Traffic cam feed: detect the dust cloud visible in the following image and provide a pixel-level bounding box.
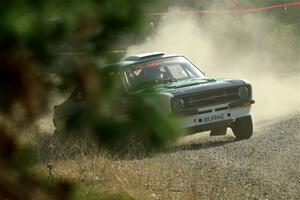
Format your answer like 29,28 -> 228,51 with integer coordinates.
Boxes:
127,9 -> 300,122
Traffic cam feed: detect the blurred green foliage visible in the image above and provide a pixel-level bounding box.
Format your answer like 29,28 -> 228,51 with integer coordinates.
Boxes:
0,0 -> 180,199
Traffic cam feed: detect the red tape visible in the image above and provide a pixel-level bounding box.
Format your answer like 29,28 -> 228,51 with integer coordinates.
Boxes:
148,2 -> 300,16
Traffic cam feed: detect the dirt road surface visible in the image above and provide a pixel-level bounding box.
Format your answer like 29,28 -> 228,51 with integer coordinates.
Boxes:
49,115 -> 300,200
94,115 -> 300,200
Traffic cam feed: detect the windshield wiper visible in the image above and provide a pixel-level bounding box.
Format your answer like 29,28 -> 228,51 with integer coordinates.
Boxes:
162,78 -> 177,83
132,79 -> 177,89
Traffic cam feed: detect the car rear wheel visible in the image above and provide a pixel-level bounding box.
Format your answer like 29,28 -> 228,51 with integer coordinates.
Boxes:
231,115 -> 253,139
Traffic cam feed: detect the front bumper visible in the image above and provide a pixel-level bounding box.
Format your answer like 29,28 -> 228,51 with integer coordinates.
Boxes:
178,99 -> 255,133
187,119 -> 234,134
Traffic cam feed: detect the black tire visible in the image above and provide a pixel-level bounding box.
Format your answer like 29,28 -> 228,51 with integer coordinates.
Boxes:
231,115 -> 253,139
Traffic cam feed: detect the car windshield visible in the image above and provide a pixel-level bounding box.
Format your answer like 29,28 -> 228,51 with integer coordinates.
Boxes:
124,56 -> 205,88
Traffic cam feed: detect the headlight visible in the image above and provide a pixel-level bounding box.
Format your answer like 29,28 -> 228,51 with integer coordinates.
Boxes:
238,87 -> 249,98
173,98 -> 185,111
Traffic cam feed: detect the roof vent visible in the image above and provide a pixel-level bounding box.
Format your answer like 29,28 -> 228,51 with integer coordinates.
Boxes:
124,52 -> 164,61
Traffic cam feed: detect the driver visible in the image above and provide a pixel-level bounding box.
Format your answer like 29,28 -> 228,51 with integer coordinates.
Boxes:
145,66 -> 164,83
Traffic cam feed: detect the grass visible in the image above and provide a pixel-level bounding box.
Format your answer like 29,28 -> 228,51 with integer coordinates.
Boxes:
25,126 -> 260,200
29,135 -> 210,200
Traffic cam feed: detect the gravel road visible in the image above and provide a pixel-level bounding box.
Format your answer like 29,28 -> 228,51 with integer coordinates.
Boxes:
50,115 -> 300,200
105,115 -> 300,200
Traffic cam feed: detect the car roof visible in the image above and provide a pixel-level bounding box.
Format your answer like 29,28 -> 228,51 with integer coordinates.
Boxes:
119,52 -> 182,66
124,52 -> 165,61
102,52 -> 183,69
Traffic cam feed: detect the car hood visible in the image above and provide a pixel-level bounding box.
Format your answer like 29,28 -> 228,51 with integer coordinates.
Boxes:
162,78 -> 246,96
129,78 -> 247,96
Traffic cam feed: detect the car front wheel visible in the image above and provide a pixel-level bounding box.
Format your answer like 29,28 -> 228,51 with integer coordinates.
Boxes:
231,115 -> 253,139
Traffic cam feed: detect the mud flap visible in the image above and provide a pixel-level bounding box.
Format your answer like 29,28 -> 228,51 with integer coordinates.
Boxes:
210,127 -> 227,136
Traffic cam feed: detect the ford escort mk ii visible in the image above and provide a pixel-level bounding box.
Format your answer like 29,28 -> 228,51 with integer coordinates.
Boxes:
53,52 -> 255,139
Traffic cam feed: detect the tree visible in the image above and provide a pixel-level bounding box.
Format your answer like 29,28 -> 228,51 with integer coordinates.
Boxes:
0,1 -> 181,199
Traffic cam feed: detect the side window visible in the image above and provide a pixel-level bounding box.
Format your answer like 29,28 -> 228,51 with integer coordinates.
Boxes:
167,64 -> 189,79
126,66 -> 142,80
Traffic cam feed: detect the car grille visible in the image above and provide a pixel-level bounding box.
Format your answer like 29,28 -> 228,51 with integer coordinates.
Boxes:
175,87 -> 241,110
